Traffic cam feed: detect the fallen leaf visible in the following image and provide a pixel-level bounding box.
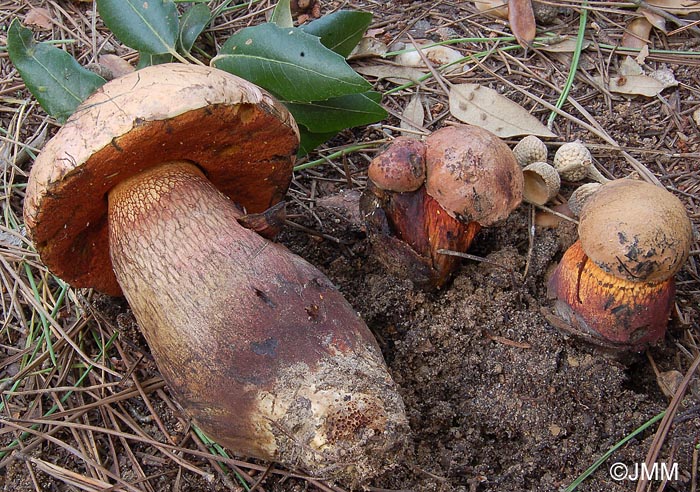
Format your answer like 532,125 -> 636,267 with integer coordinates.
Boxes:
395,44 -> 463,70
537,37 -> 591,53
509,0 -> 537,46
473,0 -> 509,19
98,54 -> 135,79
622,17 -> 652,50
620,56 -> 643,76
316,190 -> 363,227
400,94 -> 425,136
635,45 -> 650,65
640,8 -> 667,32
24,7 -> 53,30
645,0 -> 700,14
657,370 -> 683,398
594,74 -> 667,97
356,64 -> 427,85
693,107 -> 700,126
448,84 -> 556,138
649,68 -> 678,88
348,37 -> 387,59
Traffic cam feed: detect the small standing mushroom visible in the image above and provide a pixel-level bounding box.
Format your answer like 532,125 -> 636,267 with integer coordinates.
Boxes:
547,179 -> 693,350
362,125 -> 523,289
25,64 -> 408,483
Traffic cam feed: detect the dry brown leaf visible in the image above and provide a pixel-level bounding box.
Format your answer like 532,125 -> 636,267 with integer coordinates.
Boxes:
635,45 -> 650,65
622,17 -> 652,50
448,84 -> 556,138
400,94 -> 425,137
620,56 -> 644,76
348,37 -> 388,59
395,44 -> 464,70
538,37 -> 591,53
509,0 -> 537,46
24,7 -> 53,30
657,370 -> 683,399
473,0 -> 509,19
640,8 -> 667,32
356,64 -> 427,85
98,54 -> 135,79
594,74 -> 667,97
645,0 -> 700,14
693,107 -> 700,126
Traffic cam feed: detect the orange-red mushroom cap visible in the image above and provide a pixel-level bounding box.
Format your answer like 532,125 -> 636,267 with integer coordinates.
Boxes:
424,125 -> 523,225
24,64 -> 299,296
367,137 -> 426,193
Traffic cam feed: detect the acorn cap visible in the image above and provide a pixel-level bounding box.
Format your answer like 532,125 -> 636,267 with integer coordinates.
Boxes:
424,125 -> 523,225
522,161 -> 560,205
578,179 -> 693,283
24,64 -> 300,295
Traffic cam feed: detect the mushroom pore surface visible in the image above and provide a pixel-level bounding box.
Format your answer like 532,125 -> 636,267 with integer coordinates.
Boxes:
578,179 -> 693,283
107,162 -> 408,480
24,64 -> 298,295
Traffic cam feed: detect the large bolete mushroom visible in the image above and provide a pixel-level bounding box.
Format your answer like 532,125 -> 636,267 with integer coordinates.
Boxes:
24,64 -> 408,482
547,179 -> 693,351
361,125 -> 523,289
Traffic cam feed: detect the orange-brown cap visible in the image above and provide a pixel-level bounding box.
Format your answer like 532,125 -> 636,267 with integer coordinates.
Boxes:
578,179 -> 693,283
424,125 -> 523,225
24,64 -> 299,295
367,137 -> 426,193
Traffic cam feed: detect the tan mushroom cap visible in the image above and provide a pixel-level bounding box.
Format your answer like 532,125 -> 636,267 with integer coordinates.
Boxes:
24,63 -> 300,296
579,179 -> 693,283
424,125 -> 523,225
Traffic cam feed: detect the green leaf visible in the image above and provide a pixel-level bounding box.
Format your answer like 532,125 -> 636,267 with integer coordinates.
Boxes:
136,52 -> 174,68
301,10 -> 372,58
270,0 -> 293,28
212,23 -> 371,102
178,3 -> 211,54
97,0 -> 179,55
298,127 -> 338,156
285,92 -> 386,133
6,19 -> 106,123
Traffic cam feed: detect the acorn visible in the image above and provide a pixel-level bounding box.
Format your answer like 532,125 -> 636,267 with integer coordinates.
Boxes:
522,161 -> 561,205
513,135 -> 548,167
553,141 -> 609,183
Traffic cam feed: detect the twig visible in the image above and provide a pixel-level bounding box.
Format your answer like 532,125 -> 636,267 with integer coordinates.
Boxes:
636,353 -> 700,492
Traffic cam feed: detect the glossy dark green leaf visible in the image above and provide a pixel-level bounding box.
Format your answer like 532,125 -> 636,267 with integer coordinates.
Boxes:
136,52 -> 174,68
298,127 -> 338,156
270,0 -> 293,28
6,19 -> 105,123
178,3 -> 211,54
301,10 -> 372,57
285,92 -> 385,133
212,23 -> 371,102
97,0 -> 179,54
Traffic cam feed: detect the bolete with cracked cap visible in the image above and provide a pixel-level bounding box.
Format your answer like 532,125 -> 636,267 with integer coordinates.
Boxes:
547,179 -> 693,351
24,63 -> 408,483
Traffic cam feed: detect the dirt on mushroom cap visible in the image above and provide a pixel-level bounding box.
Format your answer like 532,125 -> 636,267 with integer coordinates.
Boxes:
24,64 -> 299,296
424,125 -> 523,225
578,179 -> 693,283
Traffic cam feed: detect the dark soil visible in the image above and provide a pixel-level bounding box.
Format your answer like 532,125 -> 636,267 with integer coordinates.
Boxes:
1,1 -> 699,492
